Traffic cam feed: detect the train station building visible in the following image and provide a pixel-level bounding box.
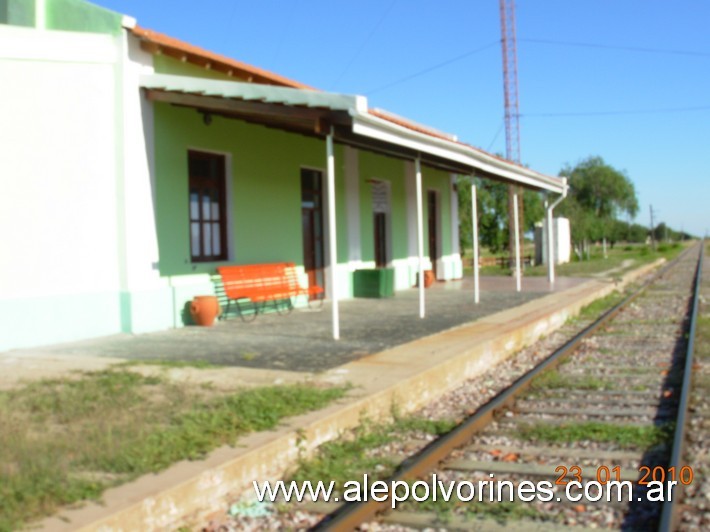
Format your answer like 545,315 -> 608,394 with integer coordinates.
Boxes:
0,0 -> 566,351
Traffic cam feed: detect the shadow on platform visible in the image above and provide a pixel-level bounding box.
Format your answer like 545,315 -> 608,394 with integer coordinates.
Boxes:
14,276 -> 587,373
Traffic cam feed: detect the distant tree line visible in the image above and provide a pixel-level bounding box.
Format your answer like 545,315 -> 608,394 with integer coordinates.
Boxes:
457,155 -> 692,259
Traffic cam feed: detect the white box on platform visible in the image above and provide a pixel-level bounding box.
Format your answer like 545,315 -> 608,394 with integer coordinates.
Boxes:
535,217 -> 571,265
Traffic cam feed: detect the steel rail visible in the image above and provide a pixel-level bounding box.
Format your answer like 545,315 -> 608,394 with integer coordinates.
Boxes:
312,243 -> 701,531
658,240 -> 704,532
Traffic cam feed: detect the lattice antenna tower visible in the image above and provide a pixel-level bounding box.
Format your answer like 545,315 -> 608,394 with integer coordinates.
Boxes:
499,0 -> 524,260
499,0 -> 521,164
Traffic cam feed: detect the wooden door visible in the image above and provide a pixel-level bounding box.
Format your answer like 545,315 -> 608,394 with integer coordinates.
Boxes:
374,212 -> 387,268
301,169 -> 325,298
427,190 -> 439,278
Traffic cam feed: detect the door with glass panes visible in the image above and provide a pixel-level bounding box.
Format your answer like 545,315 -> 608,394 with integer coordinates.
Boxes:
301,169 -> 325,298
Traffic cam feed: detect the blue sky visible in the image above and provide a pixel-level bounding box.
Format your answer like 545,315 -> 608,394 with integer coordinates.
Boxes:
101,0 -> 709,236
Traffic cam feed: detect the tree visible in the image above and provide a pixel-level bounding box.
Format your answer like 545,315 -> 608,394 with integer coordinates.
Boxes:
457,176 -> 545,255
558,156 -> 639,256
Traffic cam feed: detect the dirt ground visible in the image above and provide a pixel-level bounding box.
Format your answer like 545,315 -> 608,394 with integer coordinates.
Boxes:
0,352 -> 314,391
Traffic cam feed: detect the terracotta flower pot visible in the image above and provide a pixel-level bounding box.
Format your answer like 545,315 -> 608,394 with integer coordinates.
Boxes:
190,295 -> 221,326
416,270 -> 436,288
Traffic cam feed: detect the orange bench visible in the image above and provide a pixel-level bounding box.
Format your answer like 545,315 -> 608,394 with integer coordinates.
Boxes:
217,263 -> 324,321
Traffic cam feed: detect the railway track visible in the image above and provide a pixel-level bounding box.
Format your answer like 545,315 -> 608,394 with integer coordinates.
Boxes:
299,243 -> 704,531
671,241 -> 710,531
209,244 -> 704,531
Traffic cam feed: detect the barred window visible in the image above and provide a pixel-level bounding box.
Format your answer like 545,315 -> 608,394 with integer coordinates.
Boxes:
188,151 -> 227,262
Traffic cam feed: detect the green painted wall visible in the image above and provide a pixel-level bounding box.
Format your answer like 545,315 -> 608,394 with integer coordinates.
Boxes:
358,151 -> 408,262
0,0 -> 34,26
46,0 -> 122,34
154,103 -> 348,277
153,56 -> 237,82
0,0 -> 122,33
355,151 -> 452,263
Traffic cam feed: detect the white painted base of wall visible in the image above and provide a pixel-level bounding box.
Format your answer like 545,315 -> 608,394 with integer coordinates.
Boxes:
120,283 -> 173,334
0,291 -> 122,352
0,251 -> 465,352
438,253 -> 463,281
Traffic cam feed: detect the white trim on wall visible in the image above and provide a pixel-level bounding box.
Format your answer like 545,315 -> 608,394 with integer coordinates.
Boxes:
344,146 -> 362,266
449,174 -> 460,257
404,160 -> 417,259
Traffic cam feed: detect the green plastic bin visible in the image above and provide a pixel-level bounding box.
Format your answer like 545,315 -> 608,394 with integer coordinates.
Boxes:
353,268 -> 395,298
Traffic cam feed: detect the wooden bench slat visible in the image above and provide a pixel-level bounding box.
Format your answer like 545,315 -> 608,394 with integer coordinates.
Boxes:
217,262 -> 323,320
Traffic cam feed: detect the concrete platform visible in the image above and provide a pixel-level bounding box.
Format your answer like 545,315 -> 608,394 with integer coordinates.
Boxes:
3,276 -> 584,378
33,264 -> 662,531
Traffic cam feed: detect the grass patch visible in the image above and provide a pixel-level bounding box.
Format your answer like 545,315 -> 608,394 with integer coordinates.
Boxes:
464,242 -> 686,278
400,492 -> 545,525
530,369 -> 612,391
0,370 -> 348,531
465,499 -> 545,522
578,290 -> 625,320
517,421 -> 674,449
291,414 -> 456,490
291,421 -> 399,489
530,369 -> 567,390
117,358 -> 221,369
696,315 -> 710,361
391,416 -> 458,435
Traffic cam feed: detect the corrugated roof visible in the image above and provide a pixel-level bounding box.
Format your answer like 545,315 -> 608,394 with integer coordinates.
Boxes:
130,25 -> 563,191
141,73 -> 362,111
368,108 -> 457,142
140,73 -> 567,194
353,112 -> 566,192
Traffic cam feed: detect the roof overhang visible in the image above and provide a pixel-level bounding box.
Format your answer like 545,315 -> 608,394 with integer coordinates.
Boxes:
141,73 -> 567,194
132,26 -> 313,89
351,112 -> 566,193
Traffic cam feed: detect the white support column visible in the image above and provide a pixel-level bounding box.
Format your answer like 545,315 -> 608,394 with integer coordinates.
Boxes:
546,204 -> 555,284
471,182 -> 480,304
415,157 -> 425,318
35,0 -> 46,29
513,191 -> 522,292
326,130 -> 340,340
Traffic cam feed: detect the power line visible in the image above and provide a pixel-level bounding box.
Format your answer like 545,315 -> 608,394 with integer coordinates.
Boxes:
486,120 -> 504,152
520,38 -> 710,58
271,0 -> 301,64
365,41 -> 499,95
331,0 -> 398,90
522,104 -> 710,118
361,36 -> 710,97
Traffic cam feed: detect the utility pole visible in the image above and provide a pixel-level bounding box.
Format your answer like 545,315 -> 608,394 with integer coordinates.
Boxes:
499,0 -> 524,266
